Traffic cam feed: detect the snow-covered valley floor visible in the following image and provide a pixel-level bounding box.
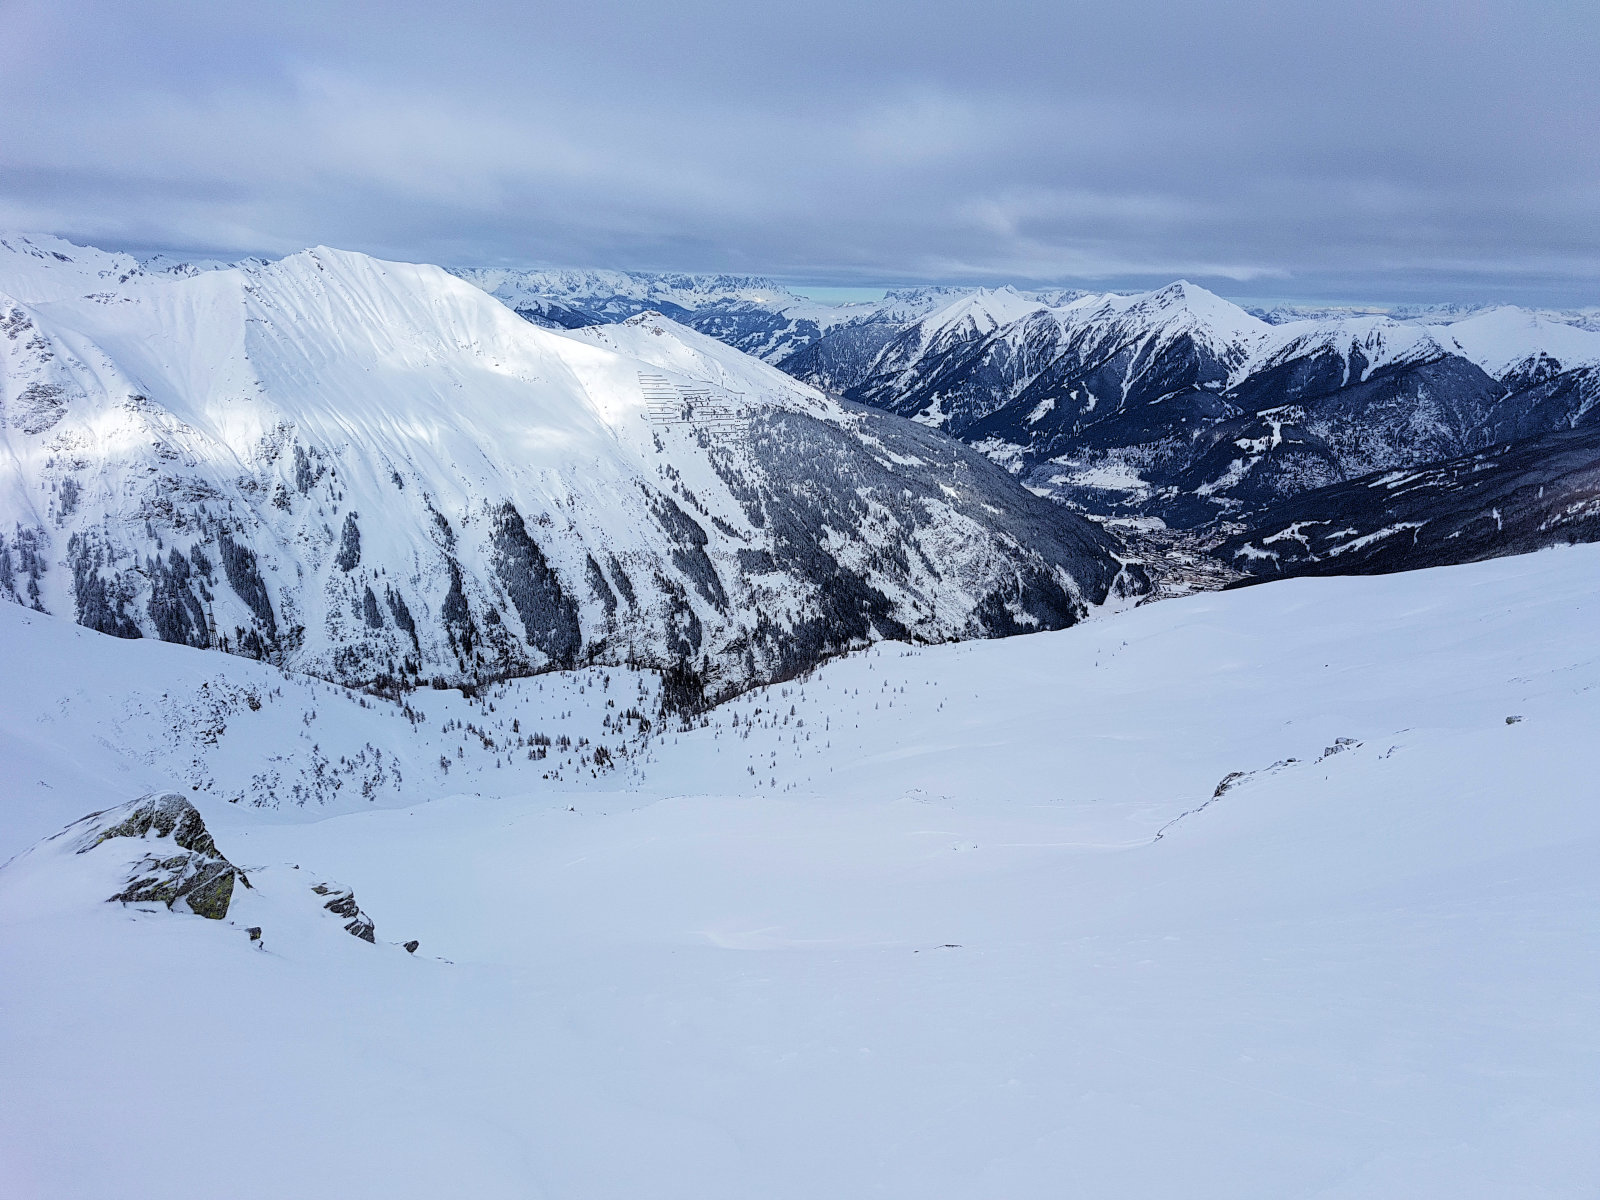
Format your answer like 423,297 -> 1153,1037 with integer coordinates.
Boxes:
3,547 -> 1598,1198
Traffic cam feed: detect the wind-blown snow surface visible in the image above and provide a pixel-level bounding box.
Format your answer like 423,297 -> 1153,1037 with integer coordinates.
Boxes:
3,546 -> 1597,1198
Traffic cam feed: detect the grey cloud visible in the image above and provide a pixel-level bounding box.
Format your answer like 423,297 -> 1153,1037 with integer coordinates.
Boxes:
3,0 -> 1597,304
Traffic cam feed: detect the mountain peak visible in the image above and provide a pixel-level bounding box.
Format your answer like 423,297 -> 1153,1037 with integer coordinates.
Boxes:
1,235 -> 1128,700
1088,279 -> 1269,355
920,286 -> 1049,335
0,231 -> 148,304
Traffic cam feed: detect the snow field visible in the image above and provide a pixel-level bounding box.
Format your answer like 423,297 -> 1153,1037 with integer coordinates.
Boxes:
0,601 -> 667,858
1,546 -> 1598,1196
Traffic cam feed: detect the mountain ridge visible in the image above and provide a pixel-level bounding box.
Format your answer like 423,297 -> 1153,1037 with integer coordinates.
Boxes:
13,230 -> 1599,588
0,238 -> 1133,703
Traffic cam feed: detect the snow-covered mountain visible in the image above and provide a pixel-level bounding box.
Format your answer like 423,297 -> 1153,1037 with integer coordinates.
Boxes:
848,281 -> 1262,435
451,267 -> 1091,379
0,236 -> 1132,701
0,232 -> 154,302
450,265 -> 872,360
441,260 -> 1600,580
19,232 -> 1594,596
0,233 -> 267,302
759,281 -> 1600,532
1252,299 -> 1600,332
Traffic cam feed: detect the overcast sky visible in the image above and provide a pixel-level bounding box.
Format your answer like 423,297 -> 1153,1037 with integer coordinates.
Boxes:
3,0 -> 1597,304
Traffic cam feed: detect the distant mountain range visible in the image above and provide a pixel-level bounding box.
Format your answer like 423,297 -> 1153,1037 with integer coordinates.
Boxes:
453,264 -> 1600,582
9,234 -> 1596,622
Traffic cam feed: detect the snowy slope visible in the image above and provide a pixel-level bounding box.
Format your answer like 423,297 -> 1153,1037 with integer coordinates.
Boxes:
913,285 -> 1055,335
0,599 -> 674,852
0,233 -> 258,303
0,238 -> 1128,699
0,233 -> 152,303
1244,314 -> 1450,383
1,544 -> 1597,1197
1434,305 -> 1600,377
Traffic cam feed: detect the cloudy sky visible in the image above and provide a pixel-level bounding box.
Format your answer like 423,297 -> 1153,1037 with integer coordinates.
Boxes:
4,0 -> 1597,304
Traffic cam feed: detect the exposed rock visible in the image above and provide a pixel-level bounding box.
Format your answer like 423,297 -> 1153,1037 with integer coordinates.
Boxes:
1,794 -> 402,949
11,381 -> 70,435
68,793 -> 239,919
310,881 -> 377,942
1212,771 -> 1248,799
1317,737 -> 1361,761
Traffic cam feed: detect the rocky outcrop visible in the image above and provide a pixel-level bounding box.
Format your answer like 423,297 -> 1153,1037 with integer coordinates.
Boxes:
1,790 -> 409,948
67,793 -> 240,919
310,881 -> 377,943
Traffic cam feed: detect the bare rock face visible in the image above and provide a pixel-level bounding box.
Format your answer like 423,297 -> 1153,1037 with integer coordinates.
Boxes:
5,793 -> 408,951
68,793 -> 239,919
310,881 -> 376,942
